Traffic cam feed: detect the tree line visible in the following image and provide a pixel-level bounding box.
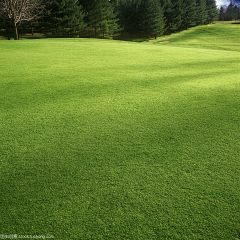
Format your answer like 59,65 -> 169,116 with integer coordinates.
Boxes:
219,1 -> 240,21
0,0 -> 219,40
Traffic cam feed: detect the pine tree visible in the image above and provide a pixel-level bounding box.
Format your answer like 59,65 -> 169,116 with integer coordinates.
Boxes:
168,0 -> 184,31
206,0 -> 218,23
233,5 -> 239,22
219,6 -> 225,21
45,0 -> 87,37
117,0 -> 147,37
87,0 -> 121,38
195,0 -> 207,25
225,2 -> 235,20
181,0 -> 197,29
107,2 -> 123,38
139,0 -> 165,38
160,0 -> 174,33
63,0 -> 87,37
99,1 -> 121,39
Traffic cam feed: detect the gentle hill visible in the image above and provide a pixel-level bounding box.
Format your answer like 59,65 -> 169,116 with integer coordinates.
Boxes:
151,22 -> 240,52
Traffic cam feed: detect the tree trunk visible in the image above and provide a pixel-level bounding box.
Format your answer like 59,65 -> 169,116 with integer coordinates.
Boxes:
13,22 -> 19,40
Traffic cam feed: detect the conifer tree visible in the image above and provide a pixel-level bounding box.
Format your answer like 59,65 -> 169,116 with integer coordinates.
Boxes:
139,0 -> 165,38
219,5 -> 225,20
87,0 -> 121,38
206,0 -> 218,23
225,2 -> 235,20
196,0 -> 207,25
170,0 -> 184,31
99,0 -> 121,38
160,0 -> 174,32
45,0 -> 86,37
233,5 -> 239,21
122,0 -> 142,33
181,0 -> 197,29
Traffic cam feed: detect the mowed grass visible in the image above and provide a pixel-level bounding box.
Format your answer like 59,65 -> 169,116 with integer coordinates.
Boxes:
153,21 -> 240,52
0,23 -> 240,239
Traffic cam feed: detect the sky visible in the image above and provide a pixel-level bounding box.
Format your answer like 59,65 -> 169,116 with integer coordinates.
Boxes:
216,0 -> 228,6
216,0 -> 240,6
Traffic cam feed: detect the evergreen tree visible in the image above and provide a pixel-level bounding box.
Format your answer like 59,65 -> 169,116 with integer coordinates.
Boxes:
114,0 -> 141,35
169,0 -> 185,31
160,0 -> 175,32
206,0 -> 218,23
196,0 -> 207,25
233,5 -> 239,21
225,2 -> 235,20
99,0 -> 122,38
87,0 -> 121,38
44,0 -> 87,37
139,0 -> 165,38
115,0 -> 128,34
127,0 -> 142,33
181,0 -> 197,29
219,5 -> 225,20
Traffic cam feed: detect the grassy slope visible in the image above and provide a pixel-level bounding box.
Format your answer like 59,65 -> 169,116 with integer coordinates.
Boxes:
0,23 -> 240,239
152,21 -> 240,52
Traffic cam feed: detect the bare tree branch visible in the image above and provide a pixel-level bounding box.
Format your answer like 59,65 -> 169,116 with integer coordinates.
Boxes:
0,0 -> 45,39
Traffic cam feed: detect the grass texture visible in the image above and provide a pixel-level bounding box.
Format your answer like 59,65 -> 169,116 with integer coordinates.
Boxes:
0,22 -> 240,239
153,21 -> 240,52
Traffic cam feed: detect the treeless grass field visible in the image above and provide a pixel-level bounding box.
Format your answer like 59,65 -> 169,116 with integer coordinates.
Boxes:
0,22 -> 240,239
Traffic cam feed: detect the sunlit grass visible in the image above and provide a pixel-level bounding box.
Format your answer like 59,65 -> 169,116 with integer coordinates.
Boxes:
0,23 -> 240,239
153,21 -> 240,52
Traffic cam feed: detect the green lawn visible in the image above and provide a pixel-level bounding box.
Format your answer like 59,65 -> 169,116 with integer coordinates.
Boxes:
0,22 -> 240,239
151,21 -> 240,52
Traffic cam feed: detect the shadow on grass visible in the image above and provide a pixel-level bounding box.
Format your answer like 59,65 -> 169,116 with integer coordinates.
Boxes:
20,35 -> 45,39
131,38 -> 149,42
114,37 -> 150,42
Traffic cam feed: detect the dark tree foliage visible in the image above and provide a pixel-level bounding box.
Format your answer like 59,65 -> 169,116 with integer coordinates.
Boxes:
116,0 -> 142,34
181,0 -> 197,29
85,0 -> 121,38
43,0 -> 86,37
139,0 -> 165,38
206,0 -> 219,23
196,0 -> 207,25
225,2 -> 240,20
169,0 -> 184,31
78,0 -> 121,38
160,0 -> 174,32
225,2 -> 235,20
219,5 -> 225,20
0,0 -> 220,39
0,15 -> 13,39
233,4 -> 239,21
116,0 -> 164,38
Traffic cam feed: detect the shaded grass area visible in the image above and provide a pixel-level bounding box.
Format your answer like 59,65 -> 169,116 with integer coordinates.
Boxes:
153,21 -> 240,52
1,24 -> 240,239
